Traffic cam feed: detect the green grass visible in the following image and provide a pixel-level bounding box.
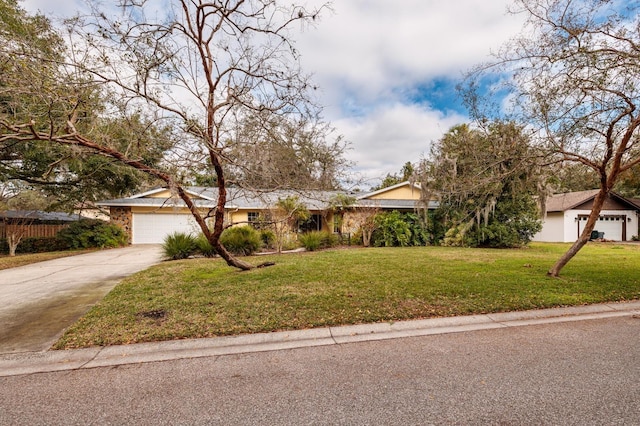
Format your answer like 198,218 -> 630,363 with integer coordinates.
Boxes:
53,242 -> 640,349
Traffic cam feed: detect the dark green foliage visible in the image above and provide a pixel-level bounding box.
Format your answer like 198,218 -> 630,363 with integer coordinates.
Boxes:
220,226 -> 262,256
299,231 -> 339,251
56,219 -> 127,249
463,193 -> 542,248
371,211 -> 429,247
162,232 -> 197,260
419,122 -> 543,248
259,229 -> 276,250
0,237 -> 69,254
195,234 -> 216,257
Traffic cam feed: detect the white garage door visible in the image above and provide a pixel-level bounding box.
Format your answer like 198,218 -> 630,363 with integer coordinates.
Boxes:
593,216 -> 623,241
132,213 -> 200,244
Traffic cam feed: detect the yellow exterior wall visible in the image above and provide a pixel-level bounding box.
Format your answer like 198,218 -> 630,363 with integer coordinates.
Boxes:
147,190 -> 174,198
365,185 -> 421,200
130,205 -> 334,232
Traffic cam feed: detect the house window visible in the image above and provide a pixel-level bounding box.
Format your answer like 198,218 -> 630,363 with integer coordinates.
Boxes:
299,214 -> 322,233
333,214 -> 341,233
247,212 -> 259,227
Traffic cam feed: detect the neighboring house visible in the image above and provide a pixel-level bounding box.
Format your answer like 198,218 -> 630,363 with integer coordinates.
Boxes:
0,210 -> 82,240
97,181 -> 434,244
533,190 -> 640,242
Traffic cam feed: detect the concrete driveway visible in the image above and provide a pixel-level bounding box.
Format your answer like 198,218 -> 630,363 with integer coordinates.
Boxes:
0,245 -> 163,354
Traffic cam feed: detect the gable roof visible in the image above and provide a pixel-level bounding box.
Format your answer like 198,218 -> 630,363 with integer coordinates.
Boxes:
545,190 -> 640,212
357,181 -> 421,200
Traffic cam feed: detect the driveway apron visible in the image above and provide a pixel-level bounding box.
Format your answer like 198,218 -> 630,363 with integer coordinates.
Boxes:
0,245 -> 163,354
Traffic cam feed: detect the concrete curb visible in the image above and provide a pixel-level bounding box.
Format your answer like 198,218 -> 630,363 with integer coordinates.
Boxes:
1,300 -> 639,377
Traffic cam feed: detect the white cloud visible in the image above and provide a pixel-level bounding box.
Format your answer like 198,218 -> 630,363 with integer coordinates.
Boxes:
21,0 -> 87,17
298,0 -> 523,107
337,103 -> 465,185
296,0 -> 524,185
21,0 -> 524,186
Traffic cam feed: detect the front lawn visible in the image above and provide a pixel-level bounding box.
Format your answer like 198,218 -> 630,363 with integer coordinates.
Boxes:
53,242 -> 640,349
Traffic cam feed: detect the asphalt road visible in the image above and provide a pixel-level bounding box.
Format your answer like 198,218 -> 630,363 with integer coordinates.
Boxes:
1,315 -> 638,425
0,246 -> 163,353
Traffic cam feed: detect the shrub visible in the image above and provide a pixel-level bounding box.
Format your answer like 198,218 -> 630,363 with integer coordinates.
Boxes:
0,237 -> 70,254
163,232 -> 197,260
195,234 -> 216,257
57,219 -> 128,249
220,226 -> 262,256
372,211 -> 428,247
259,229 -> 276,250
299,231 -> 339,251
299,231 -> 322,251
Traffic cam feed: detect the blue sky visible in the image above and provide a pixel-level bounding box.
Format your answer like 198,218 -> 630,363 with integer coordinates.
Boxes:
23,0 -> 524,187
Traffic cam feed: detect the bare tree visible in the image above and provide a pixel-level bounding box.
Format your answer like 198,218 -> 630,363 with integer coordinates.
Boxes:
0,0 -> 330,270
344,205 -> 380,247
465,0 -> 640,276
0,190 -> 48,256
271,196 -> 310,253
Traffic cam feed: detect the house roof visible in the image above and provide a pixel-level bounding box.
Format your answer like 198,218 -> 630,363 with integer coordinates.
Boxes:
355,199 -> 438,209
545,190 -> 640,212
0,210 -> 82,222
98,187 -> 347,211
97,182 -> 436,211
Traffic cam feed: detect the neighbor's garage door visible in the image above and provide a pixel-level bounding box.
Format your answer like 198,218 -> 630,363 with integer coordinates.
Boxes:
132,213 -> 199,244
578,215 -> 624,241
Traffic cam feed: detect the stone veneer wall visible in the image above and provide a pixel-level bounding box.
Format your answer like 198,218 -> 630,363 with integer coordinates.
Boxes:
110,207 -> 132,243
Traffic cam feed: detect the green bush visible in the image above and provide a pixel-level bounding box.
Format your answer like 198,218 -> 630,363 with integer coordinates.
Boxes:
195,234 -> 217,257
259,229 -> 276,249
57,219 -> 128,249
299,231 -> 339,251
0,237 -> 70,254
372,211 -> 428,247
163,232 -> 197,260
299,231 -> 323,251
220,226 -> 262,256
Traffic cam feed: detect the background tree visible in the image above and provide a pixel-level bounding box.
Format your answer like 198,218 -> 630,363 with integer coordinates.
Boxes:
0,189 -> 48,256
465,0 -> 640,275
0,0 -> 166,210
226,114 -> 349,191
0,0 -> 332,270
418,122 -> 543,248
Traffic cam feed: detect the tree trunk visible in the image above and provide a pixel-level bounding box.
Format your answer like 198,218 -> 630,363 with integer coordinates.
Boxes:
213,240 -> 255,270
547,188 -> 609,277
7,233 -> 21,257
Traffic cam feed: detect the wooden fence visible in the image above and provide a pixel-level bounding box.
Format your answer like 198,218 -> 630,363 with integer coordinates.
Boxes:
0,223 -> 69,239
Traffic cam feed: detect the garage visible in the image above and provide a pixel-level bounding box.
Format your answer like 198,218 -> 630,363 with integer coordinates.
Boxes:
578,215 -> 626,241
132,213 -> 200,244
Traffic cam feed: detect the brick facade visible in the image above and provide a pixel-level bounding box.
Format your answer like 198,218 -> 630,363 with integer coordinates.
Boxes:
110,207 -> 132,243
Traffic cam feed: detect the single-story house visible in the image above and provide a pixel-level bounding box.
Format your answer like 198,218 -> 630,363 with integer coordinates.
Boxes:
98,181 -> 432,244
533,190 -> 640,242
0,210 -> 82,239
